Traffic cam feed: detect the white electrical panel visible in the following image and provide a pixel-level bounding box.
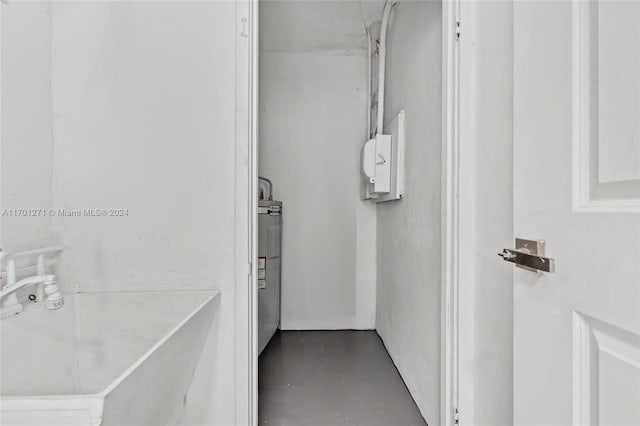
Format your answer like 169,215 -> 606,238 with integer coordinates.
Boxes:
374,134 -> 392,194
361,137 -> 377,199
360,110 -> 405,202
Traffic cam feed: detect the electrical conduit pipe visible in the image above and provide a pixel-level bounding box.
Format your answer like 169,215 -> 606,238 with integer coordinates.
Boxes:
376,0 -> 397,135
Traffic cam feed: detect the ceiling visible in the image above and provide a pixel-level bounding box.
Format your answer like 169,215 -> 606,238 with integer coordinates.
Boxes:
260,0 -> 386,53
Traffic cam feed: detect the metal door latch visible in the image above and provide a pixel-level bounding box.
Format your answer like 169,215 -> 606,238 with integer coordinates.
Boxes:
498,238 -> 555,273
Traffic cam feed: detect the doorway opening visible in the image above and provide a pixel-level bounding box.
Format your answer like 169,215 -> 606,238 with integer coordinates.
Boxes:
255,1 -> 445,424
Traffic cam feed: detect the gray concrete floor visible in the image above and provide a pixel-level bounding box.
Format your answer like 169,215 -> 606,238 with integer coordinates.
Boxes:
258,330 -> 428,426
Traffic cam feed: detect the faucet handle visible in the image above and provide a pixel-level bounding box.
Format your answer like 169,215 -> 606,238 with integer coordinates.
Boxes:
42,274 -> 56,285
43,280 -> 64,310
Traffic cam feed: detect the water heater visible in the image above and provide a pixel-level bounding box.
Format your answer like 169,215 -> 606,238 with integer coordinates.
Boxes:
258,197 -> 282,355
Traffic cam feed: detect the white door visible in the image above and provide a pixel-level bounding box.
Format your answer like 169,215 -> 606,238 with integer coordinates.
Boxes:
512,1 -> 640,425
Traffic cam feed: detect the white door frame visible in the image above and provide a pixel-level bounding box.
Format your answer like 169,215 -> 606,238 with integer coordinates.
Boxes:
236,0 -> 259,424
443,1 -> 517,424
244,0 -> 463,424
440,0 -> 460,425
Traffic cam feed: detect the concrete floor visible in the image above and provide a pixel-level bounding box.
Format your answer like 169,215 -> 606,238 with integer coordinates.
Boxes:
258,330 -> 427,426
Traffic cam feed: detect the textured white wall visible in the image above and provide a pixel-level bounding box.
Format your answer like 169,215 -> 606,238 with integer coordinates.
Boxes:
0,1 -> 55,253
375,1 -> 442,423
259,51 -> 376,330
260,0 -> 374,52
48,2 -> 240,424
50,2 -> 235,294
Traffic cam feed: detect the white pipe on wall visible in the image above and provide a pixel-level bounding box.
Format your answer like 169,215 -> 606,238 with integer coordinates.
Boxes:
366,25 -> 372,139
3,245 -> 63,261
258,176 -> 273,200
5,259 -> 18,306
376,0 -> 397,135
36,255 -> 46,302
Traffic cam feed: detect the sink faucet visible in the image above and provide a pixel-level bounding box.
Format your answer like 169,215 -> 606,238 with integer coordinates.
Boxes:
0,247 -> 65,318
0,274 -> 64,311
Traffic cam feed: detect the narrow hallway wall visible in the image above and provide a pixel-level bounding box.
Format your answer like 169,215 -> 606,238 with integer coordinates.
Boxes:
375,1 -> 442,423
259,50 -> 376,329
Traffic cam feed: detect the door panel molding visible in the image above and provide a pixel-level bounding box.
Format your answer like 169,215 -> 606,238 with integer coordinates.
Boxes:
572,0 -> 640,213
572,312 -> 640,425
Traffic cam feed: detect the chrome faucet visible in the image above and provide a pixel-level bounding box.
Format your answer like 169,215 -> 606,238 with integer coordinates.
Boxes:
0,247 -> 65,318
0,274 -> 64,311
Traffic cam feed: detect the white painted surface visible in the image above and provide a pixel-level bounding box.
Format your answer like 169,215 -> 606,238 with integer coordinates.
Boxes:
50,1 -> 236,293
439,1 -> 459,424
372,110 -> 405,202
229,2 -> 258,422
513,1 -> 640,424
457,1 -> 514,424
375,1 -> 442,423
259,50 -> 376,330
596,1 -> 640,184
0,1 -> 55,253
1,1 -> 255,423
0,291 -> 218,426
44,2 -> 245,424
571,0 -> 640,212
260,0 -> 384,53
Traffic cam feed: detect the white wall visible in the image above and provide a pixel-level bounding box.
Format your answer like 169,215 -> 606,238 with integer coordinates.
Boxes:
47,2 -> 243,424
259,0 -> 379,52
0,1 -> 55,253
259,50 -> 376,330
458,2 -> 514,424
375,1 -> 442,423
